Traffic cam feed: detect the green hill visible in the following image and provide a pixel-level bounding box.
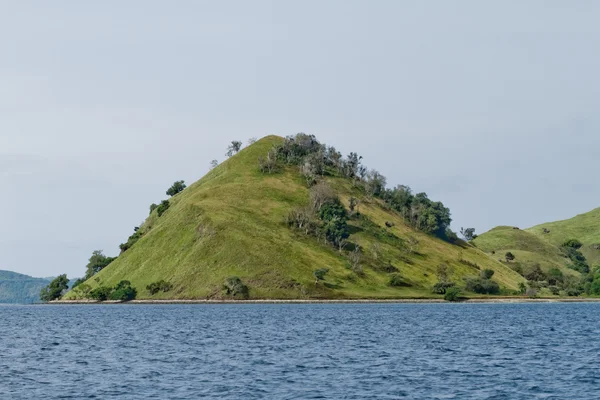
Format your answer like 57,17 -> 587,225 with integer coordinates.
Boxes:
66,135 -> 524,300
473,209 -> 600,295
0,270 -> 51,304
527,208 -> 600,267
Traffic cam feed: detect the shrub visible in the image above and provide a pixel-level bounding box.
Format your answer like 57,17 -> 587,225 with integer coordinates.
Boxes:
505,252 -> 515,262
432,281 -> 455,294
547,268 -> 564,286
518,282 -> 527,294
510,264 -> 524,275
89,286 -> 113,301
156,200 -> 170,217
549,286 -> 560,296
562,239 -> 583,249
480,269 -> 495,280
147,280 -> 173,295
119,229 -> 143,253
444,286 -> 461,302
444,229 -> 460,244
313,268 -> 329,282
150,203 -> 158,214
166,180 -> 186,197
223,277 -> 249,299
523,264 -> 547,281
465,278 -> 500,295
109,286 -> 137,301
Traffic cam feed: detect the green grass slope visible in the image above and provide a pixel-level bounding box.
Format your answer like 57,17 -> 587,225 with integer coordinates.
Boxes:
66,136 -> 524,300
527,208 -> 600,267
474,207 -> 600,280
0,270 -> 51,304
472,226 -> 570,273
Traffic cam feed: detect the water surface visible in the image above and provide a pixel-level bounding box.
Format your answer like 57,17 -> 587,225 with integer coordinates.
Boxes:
1,303 -> 599,399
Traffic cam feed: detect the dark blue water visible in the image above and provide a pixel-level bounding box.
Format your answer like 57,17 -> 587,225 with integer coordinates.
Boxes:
1,303 -> 599,399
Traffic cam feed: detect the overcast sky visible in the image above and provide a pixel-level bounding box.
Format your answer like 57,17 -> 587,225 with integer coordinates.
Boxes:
1,1 -> 599,278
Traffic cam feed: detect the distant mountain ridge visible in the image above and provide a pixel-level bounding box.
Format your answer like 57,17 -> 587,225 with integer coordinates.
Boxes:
0,270 -> 51,304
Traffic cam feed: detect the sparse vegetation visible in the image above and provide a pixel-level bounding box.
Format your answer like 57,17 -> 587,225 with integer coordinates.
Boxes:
64,135 -> 526,301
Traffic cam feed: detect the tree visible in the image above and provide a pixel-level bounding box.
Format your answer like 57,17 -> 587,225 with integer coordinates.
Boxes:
313,268 -> 329,284
40,274 -> 70,302
85,250 -> 116,280
248,137 -> 257,145
505,252 -> 515,262
460,227 -> 477,241
349,247 -> 363,274
210,160 -> 219,169
157,200 -> 170,217
365,170 -> 387,197
223,277 -> 249,299
149,203 -> 158,214
310,182 -> 336,211
166,180 -> 186,197
226,141 -> 242,157
258,148 -> 278,174
518,282 -> 527,295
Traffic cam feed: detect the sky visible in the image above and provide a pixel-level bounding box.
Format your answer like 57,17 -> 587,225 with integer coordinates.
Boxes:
1,1 -> 599,278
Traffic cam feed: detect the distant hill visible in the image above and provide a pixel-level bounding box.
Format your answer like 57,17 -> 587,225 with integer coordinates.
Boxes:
528,208 -> 600,268
473,208 -> 600,295
0,271 -> 51,304
65,135 -> 523,300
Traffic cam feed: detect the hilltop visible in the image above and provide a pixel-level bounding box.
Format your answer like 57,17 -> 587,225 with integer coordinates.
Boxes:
65,135 -> 524,301
0,270 -> 51,304
473,208 -> 600,296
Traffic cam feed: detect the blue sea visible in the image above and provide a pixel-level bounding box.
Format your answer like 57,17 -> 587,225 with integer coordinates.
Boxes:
1,303 -> 599,399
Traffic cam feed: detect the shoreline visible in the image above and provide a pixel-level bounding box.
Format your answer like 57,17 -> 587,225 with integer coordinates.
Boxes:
49,297 -> 600,305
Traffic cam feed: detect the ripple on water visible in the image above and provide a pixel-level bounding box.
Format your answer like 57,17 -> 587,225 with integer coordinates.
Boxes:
0,303 -> 599,399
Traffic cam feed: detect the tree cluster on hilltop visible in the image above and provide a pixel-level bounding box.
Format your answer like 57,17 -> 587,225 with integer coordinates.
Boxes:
262,133 -> 455,240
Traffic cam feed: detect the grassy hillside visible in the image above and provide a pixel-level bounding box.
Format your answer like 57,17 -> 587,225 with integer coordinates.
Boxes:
473,208 -> 600,297
472,226 -> 573,275
66,136 -> 524,300
0,270 -> 51,304
527,208 -> 600,267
